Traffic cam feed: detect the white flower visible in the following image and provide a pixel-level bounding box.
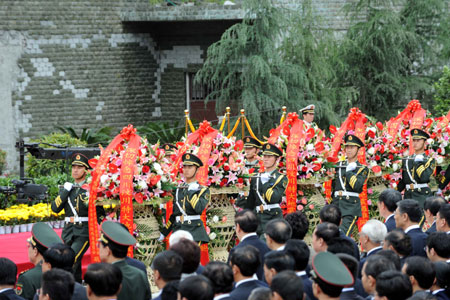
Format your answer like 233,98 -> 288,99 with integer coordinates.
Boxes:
306,144 -> 314,151
137,180 -> 148,190
212,215 -> 219,223
392,163 -> 399,172
111,174 -> 119,182
153,163 -> 162,172
156,181 -> 161,189
370,161 -> 378,167
141,148 -> 147,156
161,176 -> 168,183
209,232 -> 217,240
100,174 -> 109,184
367,147 -> 375,155
427,138 -> 434,145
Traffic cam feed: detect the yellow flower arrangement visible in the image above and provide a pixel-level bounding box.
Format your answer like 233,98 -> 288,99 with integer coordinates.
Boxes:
0,203 -> 64,226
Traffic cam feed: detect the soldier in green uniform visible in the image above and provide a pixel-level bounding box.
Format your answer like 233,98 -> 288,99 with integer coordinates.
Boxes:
51,153 -> 105,283
98,221 -> 151,300
243,136 -> 262,171
160,153 -> 210,243
161,143 -> 177,160
331,134 -> 369,236
397,129 -> 436,209
238,143 -> 288,239
15,222 -> 63,300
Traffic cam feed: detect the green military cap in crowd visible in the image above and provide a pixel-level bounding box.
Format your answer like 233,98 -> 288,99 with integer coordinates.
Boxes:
28,222 -> 63,252
243,136 -> 262,149
262,143 -> 283,157
161,143 -> 177,155
72,153 -> 90,169
410,128 -> 430,140
310,252 -> 354,287
100,221 -> 136,246
182,153 -> 204,167
344,134 -> 364,148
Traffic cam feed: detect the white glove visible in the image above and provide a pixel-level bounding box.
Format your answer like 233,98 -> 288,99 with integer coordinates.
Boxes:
346,162 -> 357,172
158,233 -> 165,241
260,173 -> 271,184
414,155 -> 424,162
188,182 -> 200,191
64,182 -> 73,192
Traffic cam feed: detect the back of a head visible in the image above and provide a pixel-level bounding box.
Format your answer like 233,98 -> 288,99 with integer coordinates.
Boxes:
375,270 -> 412,300
336,253 -> 359,282
438,203 -> 450,225
361,219 -> 387,244
284,211 -> 309,240
264,251 -> 295,273
169,230 -> 194,246
248,287 -> 272,300
170,238 -> 200,274
404,256 -> 435,290
379,189 -> 402,212
152,250 -> 183,282
433,261 -> 450,289
315,222 -> 340,244
178,275 -> 214,300
271,270 -> 304,300
385,229 -> 412,257
364,255 -> 396,279
327,237 -> 356,257
398,199 -> 422,223
43,243 -> 76,273
424,196 -> 446,216
235,209 -> 258,233
284,239 -> 310,271
161,280 -> 179,300
319,205 -> 341,226
427,232 -> 450,258
41,269 -> 75,300
0,258 -> 17,286
230,245 -> 260,277
376,250 -> 401,270
265,219 -> 292,244
202,262 -> 234,294
84,263 -> 122,297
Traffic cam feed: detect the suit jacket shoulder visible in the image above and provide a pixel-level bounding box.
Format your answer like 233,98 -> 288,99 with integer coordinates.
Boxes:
1,289 -> 26,300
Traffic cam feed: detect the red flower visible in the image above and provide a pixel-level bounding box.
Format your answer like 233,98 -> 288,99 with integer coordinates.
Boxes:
248,168 -> 255,174
106,191 -> 112,198
235,140 -> 244,151
282,126 -> 290,136
327,156 -> 338,163
376,122 -> 383,131
220,178 -> 227,187
149,175 -> 161,187
223,143 -> 231,149
89,158 -> 98,169
115,143 -> 124,152
368,130 -> 375,138
315,142 -> 325,153
306,128 -> 315,141
224,165 -> 230,172
312,163 -> 322,171
238,178 -> 244,184
375,155 -> 381,161
135,193 -> 143,204
372,166 -> 382,174
108,182 -> 115,190
109,163 -> 118,173
329,125 -> 337,135
142,165 -> 150,173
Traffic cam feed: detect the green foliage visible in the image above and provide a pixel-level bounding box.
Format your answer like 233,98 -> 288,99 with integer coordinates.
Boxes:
195,0 -> 308,133
137,121 -> 185,144
0,149 -> 6,175
336,0 -> 449,120
26,133 -> 87,178
56,126 -> 113,146
434,66 -> 450,116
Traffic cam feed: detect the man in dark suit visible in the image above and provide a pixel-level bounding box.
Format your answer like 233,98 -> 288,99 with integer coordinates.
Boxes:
424,196 -> 446,234
383,229 -> 412,265
436,203 -> 450,234
374,270 -> 412,300
284,239 -> 316,300
360,255 -> 396,300
270,271 -> 305,300
401,256 -> 435,297
431,262 -> 450,300
377,189 -> 402,232
0,258 -> 24,300
336,254 -> 365,300
229,245 -> 267,300
263,251 -> 295,285
426,232 -> 450,263
178,275 -> 214,300
358,220 -> 386,277
319,205 -> 360,261
151,251 -> 183,300
394,199 -> 427,257
203,262 -> 234,300
84,263 -> 122,300
264,219 -> 292,251
228,210 -> 270,281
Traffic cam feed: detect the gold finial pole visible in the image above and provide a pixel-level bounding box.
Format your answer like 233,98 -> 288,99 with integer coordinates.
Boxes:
280,106 -> 287,124
240,109 -> 245,138
184,110 -> 189,135
226,107 -> 231,134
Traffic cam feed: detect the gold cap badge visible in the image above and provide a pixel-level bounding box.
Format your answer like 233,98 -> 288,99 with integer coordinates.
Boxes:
246,138 -> 250,142
349,136 -> 353,140
165,145 -> 169,150
414,129 -> 418,134
76,155 -> 80,160
266,144 -> 270,149
186,154 -> 190,159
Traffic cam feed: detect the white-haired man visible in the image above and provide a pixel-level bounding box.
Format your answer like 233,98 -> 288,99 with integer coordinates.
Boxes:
358,219 -> 387,277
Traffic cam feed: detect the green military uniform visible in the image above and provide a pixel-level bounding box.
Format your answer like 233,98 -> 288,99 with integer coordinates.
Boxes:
51,153 -> 105,282
397,129 -> 436,209
16,223 -> 63,300
161,153 -> 210,243
243,136 -> 262,172
331,135 -> 369,236
161,143 -> 177,156
239,143 -> 288,239
100,221 -> 151,300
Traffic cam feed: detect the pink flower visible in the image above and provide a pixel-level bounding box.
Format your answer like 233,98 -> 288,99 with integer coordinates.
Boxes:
297,205 -> 304,211
309,204 -> 315,210
222,216 -> 227,222
368,188 -> 373,194
206,226 -> 211,234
